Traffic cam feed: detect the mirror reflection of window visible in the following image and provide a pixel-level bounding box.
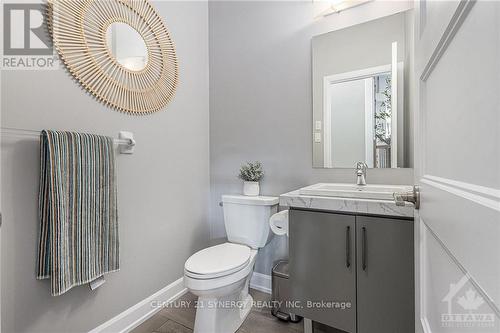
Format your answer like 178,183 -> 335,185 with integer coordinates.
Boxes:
374,74 -> 392,168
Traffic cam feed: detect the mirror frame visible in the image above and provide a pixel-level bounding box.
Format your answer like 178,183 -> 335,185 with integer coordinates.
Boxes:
48,0 -> 178,115
311,11 -> 413,169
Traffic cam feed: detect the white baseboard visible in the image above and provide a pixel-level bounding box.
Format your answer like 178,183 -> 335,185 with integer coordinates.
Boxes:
90,272 -> 270,333
89,277 -> 186,333
250,272 -> 272,294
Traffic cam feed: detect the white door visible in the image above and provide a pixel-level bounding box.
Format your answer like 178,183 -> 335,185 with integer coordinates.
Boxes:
414,1 -> 500,332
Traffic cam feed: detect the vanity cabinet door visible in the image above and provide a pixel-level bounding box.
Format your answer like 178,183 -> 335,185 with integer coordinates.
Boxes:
289,209 -> 356,333
356,216 -> 414,333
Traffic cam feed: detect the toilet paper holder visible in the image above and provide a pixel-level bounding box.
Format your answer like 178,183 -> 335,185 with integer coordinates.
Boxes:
269,210 -> 289,236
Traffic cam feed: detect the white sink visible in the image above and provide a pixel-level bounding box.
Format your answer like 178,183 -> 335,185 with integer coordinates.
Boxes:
298,183 -> 413,201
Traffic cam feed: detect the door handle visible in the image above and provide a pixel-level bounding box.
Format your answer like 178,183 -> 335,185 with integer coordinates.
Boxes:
362,227 -> 367,271
394,185 -> 420,209
346,226 -> 351,268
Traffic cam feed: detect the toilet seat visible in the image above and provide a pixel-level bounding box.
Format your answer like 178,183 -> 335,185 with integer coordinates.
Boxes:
184,243 -> 251,280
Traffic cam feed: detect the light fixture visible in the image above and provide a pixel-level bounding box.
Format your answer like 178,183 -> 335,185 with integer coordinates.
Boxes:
315,0 -> 373,18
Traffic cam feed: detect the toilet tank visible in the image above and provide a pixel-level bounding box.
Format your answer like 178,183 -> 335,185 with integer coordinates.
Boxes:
222,195 -> 279,249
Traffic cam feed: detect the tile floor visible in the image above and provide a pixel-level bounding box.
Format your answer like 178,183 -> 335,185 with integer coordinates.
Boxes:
131,289 -> 304,333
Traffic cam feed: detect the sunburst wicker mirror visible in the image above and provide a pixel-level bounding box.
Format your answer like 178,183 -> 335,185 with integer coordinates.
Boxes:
48,0 -> 178,115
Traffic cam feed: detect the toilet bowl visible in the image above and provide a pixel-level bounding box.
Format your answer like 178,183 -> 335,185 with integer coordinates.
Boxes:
184,243 -> 257,333
183,195 -> 278,333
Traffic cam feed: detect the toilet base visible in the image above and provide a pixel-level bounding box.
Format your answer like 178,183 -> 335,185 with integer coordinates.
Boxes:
192,279 -> 253,333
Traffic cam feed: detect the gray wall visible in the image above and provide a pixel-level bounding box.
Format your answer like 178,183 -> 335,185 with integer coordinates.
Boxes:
0,2 -> 210,332
209,1 -> 414,275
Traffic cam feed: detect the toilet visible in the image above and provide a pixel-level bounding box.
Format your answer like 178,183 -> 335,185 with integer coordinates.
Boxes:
184,195 -> 279,333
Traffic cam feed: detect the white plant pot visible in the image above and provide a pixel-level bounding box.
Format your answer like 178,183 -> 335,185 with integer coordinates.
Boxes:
243,181 -> 260,196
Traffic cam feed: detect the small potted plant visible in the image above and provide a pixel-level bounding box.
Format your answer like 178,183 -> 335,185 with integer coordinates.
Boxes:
238,161 -> 264,196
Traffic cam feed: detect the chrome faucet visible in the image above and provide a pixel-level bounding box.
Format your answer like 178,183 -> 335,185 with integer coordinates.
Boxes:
355,162 -> 368,186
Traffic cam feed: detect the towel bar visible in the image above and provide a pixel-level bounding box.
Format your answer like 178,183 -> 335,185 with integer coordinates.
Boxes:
1,127 -> 135,154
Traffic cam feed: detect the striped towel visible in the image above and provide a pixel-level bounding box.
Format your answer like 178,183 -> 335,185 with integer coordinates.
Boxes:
37,130 -> 119,296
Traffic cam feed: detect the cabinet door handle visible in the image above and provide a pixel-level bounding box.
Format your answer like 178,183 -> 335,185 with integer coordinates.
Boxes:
346,226 -> 351,268
362,227 -> 367,271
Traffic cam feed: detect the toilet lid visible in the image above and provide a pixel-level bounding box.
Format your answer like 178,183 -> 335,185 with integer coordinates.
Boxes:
185,243 -> 251,278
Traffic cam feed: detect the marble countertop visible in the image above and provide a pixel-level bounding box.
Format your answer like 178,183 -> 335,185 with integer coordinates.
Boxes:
280,190 -> 414,218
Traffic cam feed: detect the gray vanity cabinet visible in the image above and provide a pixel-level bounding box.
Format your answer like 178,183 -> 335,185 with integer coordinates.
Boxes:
289,209 -> 414,333
356,216 -> 414,333
289,209 -> 356,333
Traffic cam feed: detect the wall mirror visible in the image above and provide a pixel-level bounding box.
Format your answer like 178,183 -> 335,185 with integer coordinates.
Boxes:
48,0 -> 178,115
312,11 -> 414,168
106,22 -> 149,72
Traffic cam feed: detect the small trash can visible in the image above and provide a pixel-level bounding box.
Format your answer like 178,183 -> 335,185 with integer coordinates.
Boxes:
271,260 -> 302,323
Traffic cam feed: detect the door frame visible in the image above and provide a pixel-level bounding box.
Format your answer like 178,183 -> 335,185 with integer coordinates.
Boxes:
322,64 -> 393,168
